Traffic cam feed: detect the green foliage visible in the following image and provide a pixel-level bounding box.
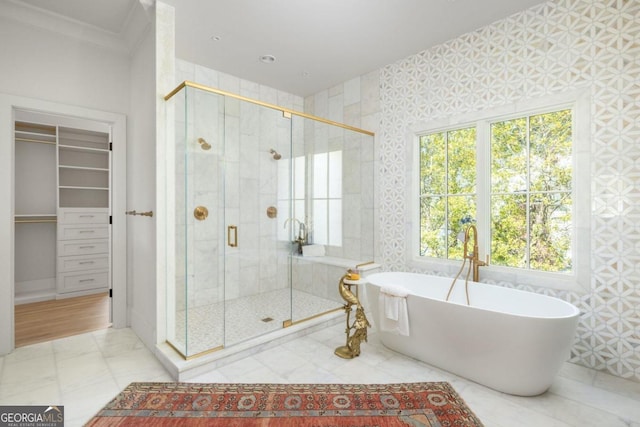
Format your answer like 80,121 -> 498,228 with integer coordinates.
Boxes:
420,127 -> 476,260
419,109 -> 573,273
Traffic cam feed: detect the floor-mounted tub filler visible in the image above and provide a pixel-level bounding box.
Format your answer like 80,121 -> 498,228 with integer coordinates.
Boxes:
366,272 -> 580,396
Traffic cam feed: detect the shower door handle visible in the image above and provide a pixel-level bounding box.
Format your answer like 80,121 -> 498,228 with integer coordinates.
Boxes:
227,225 -> 238,247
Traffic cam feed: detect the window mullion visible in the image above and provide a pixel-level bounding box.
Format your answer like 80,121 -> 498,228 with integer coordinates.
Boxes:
525,116 -> 531,269
476,120 -> 490,262
444,132 -> 450,259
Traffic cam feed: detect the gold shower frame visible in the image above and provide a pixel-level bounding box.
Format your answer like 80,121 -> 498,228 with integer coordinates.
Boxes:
164,81 -> 375,137
164,81 -> 375,360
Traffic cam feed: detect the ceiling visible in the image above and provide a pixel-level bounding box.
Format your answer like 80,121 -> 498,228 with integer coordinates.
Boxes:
14,0 -> 547,96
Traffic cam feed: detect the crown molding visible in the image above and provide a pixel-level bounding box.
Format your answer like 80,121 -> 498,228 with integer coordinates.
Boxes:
0,0 -> 151,56
122,1 -> 154,54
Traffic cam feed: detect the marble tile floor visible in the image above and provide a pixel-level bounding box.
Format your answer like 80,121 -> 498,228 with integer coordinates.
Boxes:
1,323 -> 639,427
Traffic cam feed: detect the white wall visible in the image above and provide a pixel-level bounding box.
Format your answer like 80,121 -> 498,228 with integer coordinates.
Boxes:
0,0 -> 174,355
0,2 -> 139,354
0,11 -> 130,114
127,8 -> 158,350
153,2 -> 176,349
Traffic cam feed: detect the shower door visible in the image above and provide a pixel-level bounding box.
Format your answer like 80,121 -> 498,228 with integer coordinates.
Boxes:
170,84 -> 295,357
174,86 -> 227,357
222,97 -> 293,346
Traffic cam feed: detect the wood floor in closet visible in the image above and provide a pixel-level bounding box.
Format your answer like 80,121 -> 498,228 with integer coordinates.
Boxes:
14,292 -> 111,347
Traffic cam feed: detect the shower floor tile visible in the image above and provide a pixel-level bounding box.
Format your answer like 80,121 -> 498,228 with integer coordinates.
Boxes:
172,289 -> 340,356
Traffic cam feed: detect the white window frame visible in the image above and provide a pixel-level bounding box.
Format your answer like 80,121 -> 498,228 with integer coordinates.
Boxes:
408,90 -> 591,292
311,150 -> 343,247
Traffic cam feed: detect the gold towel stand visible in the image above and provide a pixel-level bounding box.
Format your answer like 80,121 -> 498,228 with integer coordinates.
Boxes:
125,210 -> 154,217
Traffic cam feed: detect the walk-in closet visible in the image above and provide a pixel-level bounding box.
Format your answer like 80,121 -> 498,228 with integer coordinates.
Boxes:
13,111 -> 113,346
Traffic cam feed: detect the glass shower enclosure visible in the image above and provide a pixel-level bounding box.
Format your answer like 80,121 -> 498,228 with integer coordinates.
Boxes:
165,81 -> 375,358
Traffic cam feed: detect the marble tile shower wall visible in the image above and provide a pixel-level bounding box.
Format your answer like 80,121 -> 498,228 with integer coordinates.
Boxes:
303,72 -> 381,263
375,0 -> 640,381
291,260 -> 346,306
172,76 -> 224,311
175,60 -> 304,310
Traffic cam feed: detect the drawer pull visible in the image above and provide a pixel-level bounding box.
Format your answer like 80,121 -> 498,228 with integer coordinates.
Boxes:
79,230 -> 95,233
79,246 -> 95,249
79,261 -> 95,265
79,215 -> 95,218
79,279 -> 95,283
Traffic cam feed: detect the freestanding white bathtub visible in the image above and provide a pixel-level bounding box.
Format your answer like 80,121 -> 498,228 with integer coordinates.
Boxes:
365,272 -> 580,396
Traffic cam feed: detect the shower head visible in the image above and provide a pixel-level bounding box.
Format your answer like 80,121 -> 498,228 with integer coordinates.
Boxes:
270,148 -> 282,160
197,137 -> 211,151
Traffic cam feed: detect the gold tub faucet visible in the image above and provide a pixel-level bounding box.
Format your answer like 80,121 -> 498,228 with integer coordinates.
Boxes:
463,225 -> 488,283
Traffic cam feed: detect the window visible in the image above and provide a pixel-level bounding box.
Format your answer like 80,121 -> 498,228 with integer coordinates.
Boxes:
419,127 -> 476,259
490,110 -> 572,272
312,151 -> 342,246
413,92 -> 589,290
277,151 -> 343,246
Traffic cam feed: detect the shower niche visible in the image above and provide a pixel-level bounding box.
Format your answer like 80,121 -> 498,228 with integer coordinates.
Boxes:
165,81 -> 375,358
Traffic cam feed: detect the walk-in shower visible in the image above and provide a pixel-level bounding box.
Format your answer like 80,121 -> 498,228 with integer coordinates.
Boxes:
164,81 -> 375,358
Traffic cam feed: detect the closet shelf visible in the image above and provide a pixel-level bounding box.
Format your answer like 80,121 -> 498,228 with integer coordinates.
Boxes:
59,165 -> 109,172
58,144 -> 109,153
59,185 -> 109,190
15,137 -> 56,145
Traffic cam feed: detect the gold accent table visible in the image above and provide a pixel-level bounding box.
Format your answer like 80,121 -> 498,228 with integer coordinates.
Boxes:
335,275 -> 370,359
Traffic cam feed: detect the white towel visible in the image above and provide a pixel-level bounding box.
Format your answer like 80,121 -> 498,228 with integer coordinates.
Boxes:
378,285 -> 410,336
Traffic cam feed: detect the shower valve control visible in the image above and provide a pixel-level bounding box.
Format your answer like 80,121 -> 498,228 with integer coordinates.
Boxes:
194,206 -> 209,221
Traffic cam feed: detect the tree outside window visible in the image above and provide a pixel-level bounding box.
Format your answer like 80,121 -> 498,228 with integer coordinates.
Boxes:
419,127 -> 476,260
419,109 -> 573,274
490,109 -> 572,272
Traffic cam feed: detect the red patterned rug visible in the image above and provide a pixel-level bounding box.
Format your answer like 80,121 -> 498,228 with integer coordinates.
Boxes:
85,382 -> 484,426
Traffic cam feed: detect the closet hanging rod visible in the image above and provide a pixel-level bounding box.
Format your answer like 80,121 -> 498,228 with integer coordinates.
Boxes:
15,137 -> 56,145
15,219 -> 57,223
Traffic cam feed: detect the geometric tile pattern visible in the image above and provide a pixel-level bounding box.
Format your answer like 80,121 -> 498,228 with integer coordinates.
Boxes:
378,0 -> 640,381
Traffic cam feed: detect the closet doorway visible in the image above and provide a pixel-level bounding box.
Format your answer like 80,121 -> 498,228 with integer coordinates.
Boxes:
0,95 -> 127,354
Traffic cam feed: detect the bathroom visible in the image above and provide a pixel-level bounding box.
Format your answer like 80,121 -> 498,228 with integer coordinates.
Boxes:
0,0 -> 638,421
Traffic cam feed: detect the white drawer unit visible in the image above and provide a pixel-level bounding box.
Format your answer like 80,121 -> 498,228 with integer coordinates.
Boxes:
58,209 -> 109,224
57,207 -> 110,295
58,239 -> 109,256
58,254 -> 109,272
58,224 -> 109,240
58,271 -> 108,293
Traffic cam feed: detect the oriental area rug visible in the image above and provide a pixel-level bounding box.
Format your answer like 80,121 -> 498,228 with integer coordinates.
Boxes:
85,382 -> 484,426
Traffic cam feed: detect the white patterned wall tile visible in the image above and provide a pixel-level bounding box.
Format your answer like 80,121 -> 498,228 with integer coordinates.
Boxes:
374,0 -> 640,381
